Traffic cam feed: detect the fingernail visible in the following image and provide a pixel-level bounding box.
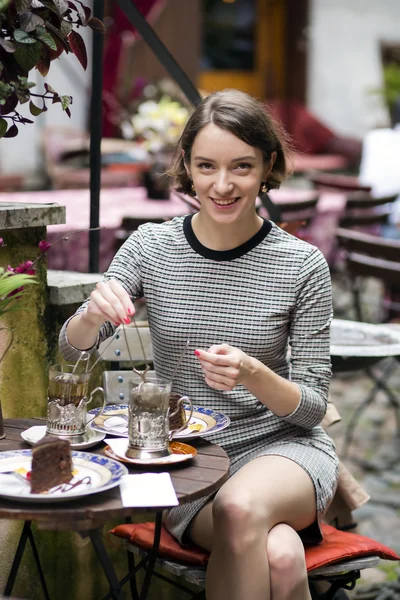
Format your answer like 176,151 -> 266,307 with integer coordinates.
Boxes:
124,316 -> 131,324
127,308 -> 134,316
194,350 -> 200,356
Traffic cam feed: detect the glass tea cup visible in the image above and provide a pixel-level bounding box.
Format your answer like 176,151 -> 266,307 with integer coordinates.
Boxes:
46,364 -> 105,438
126,374 -> 192,460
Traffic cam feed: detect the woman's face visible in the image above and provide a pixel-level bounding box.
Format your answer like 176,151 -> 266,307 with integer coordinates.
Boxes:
187,123 -> 271,225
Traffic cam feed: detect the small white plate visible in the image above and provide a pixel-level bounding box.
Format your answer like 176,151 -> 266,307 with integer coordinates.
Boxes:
21,426 -> 105,450
0,450 -> 128,503
88,404 -> 230,440
104,438 -> 197,465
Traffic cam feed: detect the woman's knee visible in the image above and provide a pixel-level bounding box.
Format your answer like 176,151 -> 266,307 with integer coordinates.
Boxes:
212,488 -> 268,550
267,524 -> 308,585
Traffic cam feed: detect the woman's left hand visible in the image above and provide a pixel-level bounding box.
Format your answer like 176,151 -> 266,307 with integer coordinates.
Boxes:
194,344 -> 254,391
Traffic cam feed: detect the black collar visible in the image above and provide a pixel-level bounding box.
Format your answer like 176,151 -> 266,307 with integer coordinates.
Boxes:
183,214 -> 272,261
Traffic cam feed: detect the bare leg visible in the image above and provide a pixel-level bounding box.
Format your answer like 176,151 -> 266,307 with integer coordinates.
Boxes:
267,524 -> 312,600
187,455 -> 316,600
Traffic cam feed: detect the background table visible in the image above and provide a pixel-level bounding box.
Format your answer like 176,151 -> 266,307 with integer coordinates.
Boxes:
0,186 -> 347,272
0,418 -> 230,600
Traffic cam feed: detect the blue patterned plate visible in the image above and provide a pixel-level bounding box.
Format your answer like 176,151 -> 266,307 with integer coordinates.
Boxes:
88,404 -> 231,440
0,449 -> 128,503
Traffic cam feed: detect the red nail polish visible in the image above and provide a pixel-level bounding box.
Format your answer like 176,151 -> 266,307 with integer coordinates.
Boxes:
194,350 -> 200,356
124,316 -> 131,324
127,308 -> 134,316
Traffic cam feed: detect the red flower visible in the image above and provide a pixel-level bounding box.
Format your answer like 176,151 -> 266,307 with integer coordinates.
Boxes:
15,261 -> 35,275
38,240 -> 51,253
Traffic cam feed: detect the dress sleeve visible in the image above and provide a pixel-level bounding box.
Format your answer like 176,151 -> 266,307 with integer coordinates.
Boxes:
58,229 -> 144,362
281,247 -> 332,429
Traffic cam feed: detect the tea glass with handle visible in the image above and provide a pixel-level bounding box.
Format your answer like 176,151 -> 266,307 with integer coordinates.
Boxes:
46,364 -> 105,437
126,375 -> 193,459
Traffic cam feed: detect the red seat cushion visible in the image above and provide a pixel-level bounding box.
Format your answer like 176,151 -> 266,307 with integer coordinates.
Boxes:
110,522 -> 399,571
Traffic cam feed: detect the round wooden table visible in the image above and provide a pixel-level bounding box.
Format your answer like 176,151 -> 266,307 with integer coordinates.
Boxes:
0,418 -> 230,600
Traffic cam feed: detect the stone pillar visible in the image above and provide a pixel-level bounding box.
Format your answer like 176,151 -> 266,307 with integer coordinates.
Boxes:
0,202 -> 65,419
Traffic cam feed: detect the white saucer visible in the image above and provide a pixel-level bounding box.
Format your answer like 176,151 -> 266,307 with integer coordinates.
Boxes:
21,426 -> 105,449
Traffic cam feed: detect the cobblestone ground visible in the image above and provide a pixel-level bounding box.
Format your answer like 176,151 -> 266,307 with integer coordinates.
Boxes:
328,276 -> 400,598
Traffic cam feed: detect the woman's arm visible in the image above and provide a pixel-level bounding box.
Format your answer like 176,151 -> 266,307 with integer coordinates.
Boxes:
59,230 -> 144,362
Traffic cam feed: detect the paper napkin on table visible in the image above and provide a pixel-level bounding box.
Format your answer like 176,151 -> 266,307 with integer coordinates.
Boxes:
119,473 -> 179,507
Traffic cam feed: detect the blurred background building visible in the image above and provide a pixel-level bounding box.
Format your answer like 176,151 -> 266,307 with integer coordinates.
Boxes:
1,0 -> 400,186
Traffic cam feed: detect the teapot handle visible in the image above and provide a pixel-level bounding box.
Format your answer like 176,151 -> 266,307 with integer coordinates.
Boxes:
169,396 -> 193,439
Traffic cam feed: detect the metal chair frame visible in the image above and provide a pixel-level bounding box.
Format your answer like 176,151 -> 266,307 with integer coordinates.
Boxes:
335,229 -> 400,456
115,515 -> 380,600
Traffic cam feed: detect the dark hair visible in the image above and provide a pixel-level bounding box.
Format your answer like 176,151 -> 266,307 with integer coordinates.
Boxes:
169,89 -> 291,197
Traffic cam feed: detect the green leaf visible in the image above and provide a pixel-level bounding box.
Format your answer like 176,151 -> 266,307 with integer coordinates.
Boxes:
17,76 -> 36,89
0,272 -> 37,301
13,29 -> 37,44
3,124 -> 18,137
0,38 -> 16,52
16,90 -> 30,104
29,100 -> 44,115
60,94 -> 71,110
35,27 -> 57,50
15,0 -> 31,13
54,0 -> 68,13
0,0 -> 11,12
0,81 -> 12,98
39,0 -> 68,15
20,11 -> 46,32
0,117 -> 7,137
59,19 -> 73,38
14,40 -> 42,70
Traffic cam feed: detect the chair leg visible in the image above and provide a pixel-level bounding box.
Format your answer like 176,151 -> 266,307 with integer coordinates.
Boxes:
139,512 -> 163,600
342,360 -> 400,458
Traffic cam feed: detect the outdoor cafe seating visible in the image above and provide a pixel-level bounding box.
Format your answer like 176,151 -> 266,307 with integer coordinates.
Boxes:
95,323 -> 400,600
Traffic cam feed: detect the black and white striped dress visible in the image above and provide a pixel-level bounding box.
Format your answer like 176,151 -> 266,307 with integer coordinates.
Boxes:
60,215 -> 339,543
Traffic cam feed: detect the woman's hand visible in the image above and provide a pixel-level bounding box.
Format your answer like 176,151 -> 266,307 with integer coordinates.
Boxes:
83,279 -> 135,328
194,344 -> 255,391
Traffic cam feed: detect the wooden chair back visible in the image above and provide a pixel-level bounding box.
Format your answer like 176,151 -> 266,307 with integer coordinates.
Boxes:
346,252 -> 400,286
336,227 -> 400,262
97,322 -> 153,364
103,369 -> 156,405
277,195 -> 319,224
308,172 -> 372,193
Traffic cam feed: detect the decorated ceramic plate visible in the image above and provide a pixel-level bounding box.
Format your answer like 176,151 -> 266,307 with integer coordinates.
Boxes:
0,449 -> 128,503
21,426 -> 105,450
88,404 -> 231,440
103,439 -> 197,465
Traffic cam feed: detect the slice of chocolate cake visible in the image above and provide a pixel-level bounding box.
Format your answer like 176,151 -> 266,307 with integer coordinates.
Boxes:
30,436 -> 73,494
168,393 -> 186,431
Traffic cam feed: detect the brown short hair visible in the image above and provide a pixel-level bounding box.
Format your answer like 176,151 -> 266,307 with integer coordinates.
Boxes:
169,89 -> 291,197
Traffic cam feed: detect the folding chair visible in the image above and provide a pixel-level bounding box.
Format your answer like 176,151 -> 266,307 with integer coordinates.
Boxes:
110,519 -> 398,600
334,230 -> 400,456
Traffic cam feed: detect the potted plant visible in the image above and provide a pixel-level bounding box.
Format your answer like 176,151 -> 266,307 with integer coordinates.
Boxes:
119,79 -> 190,199
0,0 -> 105,138
372,62 -> 400,128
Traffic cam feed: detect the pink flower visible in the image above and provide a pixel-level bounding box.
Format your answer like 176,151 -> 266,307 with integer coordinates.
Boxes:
15,260 -> 35,275
38,240 -> 51,253
7,265 -> 15,272
0,238 -> 5,247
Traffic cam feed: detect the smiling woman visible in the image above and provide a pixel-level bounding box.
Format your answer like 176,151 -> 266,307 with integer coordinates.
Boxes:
60,89 -> 339,600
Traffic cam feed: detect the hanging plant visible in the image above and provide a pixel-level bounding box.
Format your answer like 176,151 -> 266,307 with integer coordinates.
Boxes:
0,0 -> 105,138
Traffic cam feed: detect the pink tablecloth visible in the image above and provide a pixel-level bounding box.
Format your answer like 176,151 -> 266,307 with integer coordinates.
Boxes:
0,186 -> 346,272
